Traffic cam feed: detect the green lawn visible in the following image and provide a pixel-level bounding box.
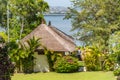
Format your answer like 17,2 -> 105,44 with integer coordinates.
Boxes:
11,71 -> 116,80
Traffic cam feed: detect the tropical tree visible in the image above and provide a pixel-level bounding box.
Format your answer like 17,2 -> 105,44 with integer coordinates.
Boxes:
0,0 -> 7,28
26,36 -> 41,57
8,41 -> 27,72
8,36 -> 41,73
22,36 -> 41,73
0,0 -> 49,41
66,0 -> 120,52
109,31 -> 120,53
109,31 -> 120,64
9,0 -> 49,38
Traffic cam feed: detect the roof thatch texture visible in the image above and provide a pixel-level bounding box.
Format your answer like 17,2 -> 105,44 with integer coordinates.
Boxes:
21,24 -> 76,52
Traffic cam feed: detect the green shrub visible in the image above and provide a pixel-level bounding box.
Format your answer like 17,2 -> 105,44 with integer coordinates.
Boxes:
84,46 -> 101,71
45,49 -> 62,71
83,46 -> 115,71
22,57 -> 34,73
102,54 -> 115,71
113,68 -> 120,76
0,37 -> 15,80
54,56 -> 80,73
78,61 -> 85,67
84,54 -> 101,71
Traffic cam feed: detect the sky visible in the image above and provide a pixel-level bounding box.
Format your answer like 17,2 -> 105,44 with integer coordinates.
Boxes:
44,0 -> 71,7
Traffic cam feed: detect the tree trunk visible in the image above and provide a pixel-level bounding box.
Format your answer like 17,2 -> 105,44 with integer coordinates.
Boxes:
20,17 -> 24,39
7,2 -> 10,43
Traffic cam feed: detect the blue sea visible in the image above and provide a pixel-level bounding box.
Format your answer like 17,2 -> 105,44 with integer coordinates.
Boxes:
44,14 -> 73,35
44,14 -> 81,46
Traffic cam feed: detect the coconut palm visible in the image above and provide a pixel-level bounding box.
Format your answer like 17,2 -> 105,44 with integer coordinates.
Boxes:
22,36 -> 41,73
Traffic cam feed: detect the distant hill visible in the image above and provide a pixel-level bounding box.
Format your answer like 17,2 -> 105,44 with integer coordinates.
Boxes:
48,6 -> 69,14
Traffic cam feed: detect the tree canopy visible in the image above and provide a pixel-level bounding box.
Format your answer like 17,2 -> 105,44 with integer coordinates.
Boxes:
9,0 -> 49,36
0,0 -> 49,41
66,0 -> 120,52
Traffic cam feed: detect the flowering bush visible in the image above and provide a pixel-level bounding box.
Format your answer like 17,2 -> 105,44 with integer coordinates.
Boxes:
54,56 -> 80,73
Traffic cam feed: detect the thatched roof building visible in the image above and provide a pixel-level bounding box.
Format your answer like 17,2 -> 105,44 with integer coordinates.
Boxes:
21,24 -> 76,52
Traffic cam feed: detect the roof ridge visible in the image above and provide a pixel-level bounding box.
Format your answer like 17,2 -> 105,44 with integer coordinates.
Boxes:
44,26 -> 72,51
21,24 -> 76,52
49,26 -> 75,44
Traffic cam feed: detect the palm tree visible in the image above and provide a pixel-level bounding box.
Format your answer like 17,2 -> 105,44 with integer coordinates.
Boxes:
27,36 -> 41,54
22,36 -> 41,73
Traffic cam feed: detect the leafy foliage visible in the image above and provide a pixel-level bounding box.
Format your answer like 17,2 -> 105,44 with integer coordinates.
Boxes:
0,32 -> 8,42
117,53 -> 120,65
66,0 -> 120,52
109,31 -> 120,55
83,46 -> 115,71
8,41 -> 28,72
44,48 -> 62,71
113,68 -> 120,76
9,0 -> 49,36
84,46 -> 102,71
102,54 -> 115,71
0,0 -> 49,41
54,56 -> 80,73
113,44 -> 120,65
0,0 -> 49,73
0,36 -> 14,80
21,36 -> 41,73
8,36 -> 41,73
0,0 -> 7,27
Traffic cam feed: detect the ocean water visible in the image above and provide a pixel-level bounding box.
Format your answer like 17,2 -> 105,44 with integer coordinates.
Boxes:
44,15 -> 81,46
0,27 -> 5,32
44,15 -> 73,35
0,15 -> 73,34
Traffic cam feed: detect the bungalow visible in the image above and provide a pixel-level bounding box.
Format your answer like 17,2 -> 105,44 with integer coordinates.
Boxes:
21,24 -> 76,72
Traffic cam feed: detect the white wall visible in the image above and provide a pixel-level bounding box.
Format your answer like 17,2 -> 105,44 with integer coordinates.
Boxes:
34,53 -> 49,72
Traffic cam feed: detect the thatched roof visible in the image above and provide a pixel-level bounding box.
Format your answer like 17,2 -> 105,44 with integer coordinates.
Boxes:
21,24 -> 76,52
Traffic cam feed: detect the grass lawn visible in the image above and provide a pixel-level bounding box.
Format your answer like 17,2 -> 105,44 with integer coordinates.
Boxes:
11,71 -> 116,80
